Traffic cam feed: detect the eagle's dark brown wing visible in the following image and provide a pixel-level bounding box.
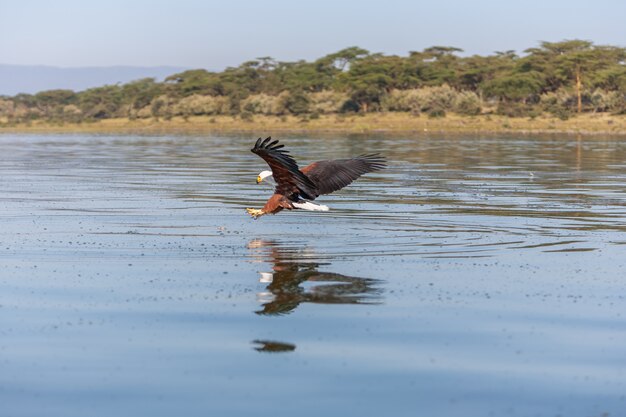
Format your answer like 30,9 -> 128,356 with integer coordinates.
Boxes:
301,154 -> 386,195
251,137 -> 318,199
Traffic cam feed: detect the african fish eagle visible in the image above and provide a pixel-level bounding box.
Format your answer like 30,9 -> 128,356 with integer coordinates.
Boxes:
246,137 -> 386,219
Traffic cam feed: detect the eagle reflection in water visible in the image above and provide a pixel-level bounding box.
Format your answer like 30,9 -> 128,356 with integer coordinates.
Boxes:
248,239 -> 383,316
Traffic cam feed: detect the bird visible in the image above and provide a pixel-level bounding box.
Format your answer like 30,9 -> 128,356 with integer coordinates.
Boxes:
246,137 -> 386,219
248,239 -> 383,314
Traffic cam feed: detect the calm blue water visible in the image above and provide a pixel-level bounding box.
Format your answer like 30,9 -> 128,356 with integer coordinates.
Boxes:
0,133 -> 625,417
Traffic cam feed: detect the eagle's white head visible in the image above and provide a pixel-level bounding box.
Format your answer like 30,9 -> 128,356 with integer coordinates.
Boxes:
256,170 -> 273,184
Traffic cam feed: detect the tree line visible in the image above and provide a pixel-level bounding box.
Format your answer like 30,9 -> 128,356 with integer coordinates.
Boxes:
1,40 -> 625,124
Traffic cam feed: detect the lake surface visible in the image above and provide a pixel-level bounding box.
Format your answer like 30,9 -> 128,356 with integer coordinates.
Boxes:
1,133 -> 625,417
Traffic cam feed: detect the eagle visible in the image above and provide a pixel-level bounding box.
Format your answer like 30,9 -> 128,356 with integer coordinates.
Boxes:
246,137 -> 386,219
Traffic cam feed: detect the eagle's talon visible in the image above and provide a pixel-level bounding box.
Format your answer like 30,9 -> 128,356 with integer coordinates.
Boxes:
246,208 -> 265,219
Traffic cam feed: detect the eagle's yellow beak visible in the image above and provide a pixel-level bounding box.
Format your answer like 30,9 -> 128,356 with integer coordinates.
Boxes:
256,176 -> 262,184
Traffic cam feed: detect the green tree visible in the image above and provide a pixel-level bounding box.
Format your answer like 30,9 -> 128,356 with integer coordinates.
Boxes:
3,40 -> 626,122
341,54 -> 397,112
523,40 -> 626,112
408,46 -> 463,87
458,51 -> 517,94
321,46 -> 370,71
121,78 -> 162,118
165,69 -> 223,96
593,66 -> 626,92
482,72 -> 544,102
277,60 -> 334,92
78,85 -> 123,119
282,90 -> 311,115
33,89 -> 76,118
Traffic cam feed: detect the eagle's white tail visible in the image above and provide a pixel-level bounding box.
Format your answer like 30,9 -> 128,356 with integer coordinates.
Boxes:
292,201 -> 329,211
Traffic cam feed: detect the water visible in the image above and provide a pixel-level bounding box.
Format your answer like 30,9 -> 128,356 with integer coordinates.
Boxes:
0,133 -> 625,417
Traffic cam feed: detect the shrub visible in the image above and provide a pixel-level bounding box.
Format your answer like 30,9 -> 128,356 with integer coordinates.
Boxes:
382,85 -> 471,116
62,104 -> 81,115
422,85 -> 457,113
150,95 -> 174,120
0,98 -> 15,117
60,104 -> 83,122
428,108 -> 446,118
241,93 -> 285,115
240,111 -> 254,121
309,91 -> 349,114
382,89 -> 424,113
589,89 -> 624,113
339,99 -> 360,113
496,102 -> 540,118
172,94 -> 229,116
454,91 -> 482,115
540,89 -> 575,118
282,91 -> 311,115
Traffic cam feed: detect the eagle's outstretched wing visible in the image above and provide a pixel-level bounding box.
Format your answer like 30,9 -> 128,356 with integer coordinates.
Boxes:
301,155 -> 386,195
251,137 -> 318,199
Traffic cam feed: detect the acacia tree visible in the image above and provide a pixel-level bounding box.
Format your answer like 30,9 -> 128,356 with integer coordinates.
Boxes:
408,46 -> 463,87
33,89 -> 76,118
277,60 -> 332,92
341,54 -> 398,112
321,46 -> 369,71
593,65 -> 626,93
482,72 -> 544,103
524,40 -> 626,112
78,85 -> 123,119
121,78 -> 161,118
458,51 -> 517,94
165,69 -> 222,97
2,40 -> 625,122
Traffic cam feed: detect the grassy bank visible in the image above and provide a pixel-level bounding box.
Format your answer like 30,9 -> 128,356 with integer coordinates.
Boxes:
2,113 -> 626,136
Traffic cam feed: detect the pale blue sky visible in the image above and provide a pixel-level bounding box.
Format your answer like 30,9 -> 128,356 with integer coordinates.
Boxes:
1,0 -> 625,69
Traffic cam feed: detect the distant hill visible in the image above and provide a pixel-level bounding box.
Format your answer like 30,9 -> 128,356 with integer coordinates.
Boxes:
0,64 -> 189,95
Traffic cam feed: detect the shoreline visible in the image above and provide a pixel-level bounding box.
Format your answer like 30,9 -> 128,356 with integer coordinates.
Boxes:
2,113 -> 626,136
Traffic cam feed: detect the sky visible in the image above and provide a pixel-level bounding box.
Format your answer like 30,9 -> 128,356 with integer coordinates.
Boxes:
1,0 -> 625,70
